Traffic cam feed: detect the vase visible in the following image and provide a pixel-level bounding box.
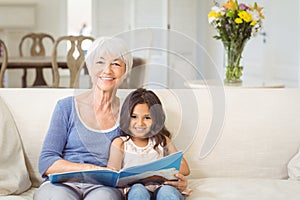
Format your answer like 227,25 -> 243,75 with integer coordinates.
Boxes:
223,40 -> 247,85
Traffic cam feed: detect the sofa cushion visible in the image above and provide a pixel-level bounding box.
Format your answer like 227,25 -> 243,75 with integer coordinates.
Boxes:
187,178 -> 300,200
0,96 -> 31,195
0,188 -> 36,200
288,147 -> 300,180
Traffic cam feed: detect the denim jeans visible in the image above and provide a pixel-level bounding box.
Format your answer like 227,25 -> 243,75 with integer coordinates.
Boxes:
127,183 -> 184,200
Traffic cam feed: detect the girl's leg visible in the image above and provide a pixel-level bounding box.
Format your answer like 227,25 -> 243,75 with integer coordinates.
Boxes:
155,185 -> 185,200
127,183 -> 151,200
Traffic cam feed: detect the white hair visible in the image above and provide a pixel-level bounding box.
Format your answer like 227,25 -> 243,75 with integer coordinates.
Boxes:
85,37 -> 133,78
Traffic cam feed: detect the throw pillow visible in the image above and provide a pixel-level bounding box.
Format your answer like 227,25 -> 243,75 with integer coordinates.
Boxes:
288,147 -> 300,180
0,96 -> 32,195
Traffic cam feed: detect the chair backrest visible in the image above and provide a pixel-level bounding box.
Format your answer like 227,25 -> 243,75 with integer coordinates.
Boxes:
119,57 -> 146,88
19,32 -> 55,57
0,39 -> 8,88
52,35 -> 94,88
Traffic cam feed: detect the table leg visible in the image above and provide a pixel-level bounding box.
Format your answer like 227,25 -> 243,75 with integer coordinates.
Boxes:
22,69 -> 27,88
33,68 -> 47,86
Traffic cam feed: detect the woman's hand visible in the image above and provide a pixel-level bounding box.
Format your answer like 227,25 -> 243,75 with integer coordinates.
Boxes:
164,173 -> 188,192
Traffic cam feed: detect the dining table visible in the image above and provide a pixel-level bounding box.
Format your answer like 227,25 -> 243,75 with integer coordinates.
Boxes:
2,56 -> 142,88
5,56 -> 67,88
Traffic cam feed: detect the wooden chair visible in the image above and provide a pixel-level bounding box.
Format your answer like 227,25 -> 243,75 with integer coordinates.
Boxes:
0,39 -> 8,88
52,35 -> 94,88
19,32 -> 55,87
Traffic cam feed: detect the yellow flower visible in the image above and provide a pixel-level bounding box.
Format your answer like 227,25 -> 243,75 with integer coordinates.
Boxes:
208,11 -> 221,19
235,18 -> 243,24
238,11 -> 252,23
250,20 -> 257,26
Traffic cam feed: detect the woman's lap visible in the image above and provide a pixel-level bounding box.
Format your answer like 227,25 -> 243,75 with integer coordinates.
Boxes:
34,181 -> 123,200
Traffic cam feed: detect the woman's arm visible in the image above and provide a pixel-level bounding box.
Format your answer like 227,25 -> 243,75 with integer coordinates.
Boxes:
165,137 -> 190,176
44,159 -> 105,176
40,99 -> 107,176
107,137 -> 124,171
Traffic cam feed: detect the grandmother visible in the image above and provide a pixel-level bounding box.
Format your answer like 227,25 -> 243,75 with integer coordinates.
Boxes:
34,37 -> 188,200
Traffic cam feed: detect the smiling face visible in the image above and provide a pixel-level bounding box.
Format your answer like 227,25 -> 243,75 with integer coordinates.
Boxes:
85,37 -> 133,91
90,52 -> 126,91
129,103 -> 153,138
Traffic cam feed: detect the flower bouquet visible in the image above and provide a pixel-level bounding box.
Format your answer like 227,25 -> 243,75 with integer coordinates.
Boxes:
208,0 -> 264,84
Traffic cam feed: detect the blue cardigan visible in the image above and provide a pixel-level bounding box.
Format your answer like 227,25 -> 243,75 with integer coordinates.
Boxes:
38,96 -> 120,178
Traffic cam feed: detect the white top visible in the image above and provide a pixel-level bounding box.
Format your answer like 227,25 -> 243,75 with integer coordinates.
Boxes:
121,136 -> 164,169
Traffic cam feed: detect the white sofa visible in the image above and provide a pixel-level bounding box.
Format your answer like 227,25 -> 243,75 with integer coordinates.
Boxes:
0,88 -> 300,199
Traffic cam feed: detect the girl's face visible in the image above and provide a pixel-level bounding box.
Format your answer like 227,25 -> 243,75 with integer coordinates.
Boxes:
129,103 -> 153,138
91,52 -> 126,91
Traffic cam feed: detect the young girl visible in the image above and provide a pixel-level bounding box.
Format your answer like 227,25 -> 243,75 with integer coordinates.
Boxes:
108,88 -> 190,200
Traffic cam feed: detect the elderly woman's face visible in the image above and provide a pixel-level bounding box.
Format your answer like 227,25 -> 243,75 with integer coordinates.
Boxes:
91,52 -> 126,91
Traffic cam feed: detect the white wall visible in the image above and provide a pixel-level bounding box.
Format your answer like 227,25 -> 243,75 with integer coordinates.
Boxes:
0,0 -> 67,55
92,0 -> 129,37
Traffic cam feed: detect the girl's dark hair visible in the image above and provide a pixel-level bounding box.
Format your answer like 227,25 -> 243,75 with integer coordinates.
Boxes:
120,88 -> 171,150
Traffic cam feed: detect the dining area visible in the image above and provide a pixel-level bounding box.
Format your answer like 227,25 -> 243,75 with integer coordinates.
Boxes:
0,32 -> 147,89
4,55 -> 67,88
0,32 -> 94,88
0,0 -> 176,90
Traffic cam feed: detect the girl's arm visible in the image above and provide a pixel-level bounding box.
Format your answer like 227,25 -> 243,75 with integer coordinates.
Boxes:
165,137 -> 190,176
107,137 -> 124,171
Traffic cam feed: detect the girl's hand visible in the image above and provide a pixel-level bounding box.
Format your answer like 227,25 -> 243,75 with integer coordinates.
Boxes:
164,173 -> 188,192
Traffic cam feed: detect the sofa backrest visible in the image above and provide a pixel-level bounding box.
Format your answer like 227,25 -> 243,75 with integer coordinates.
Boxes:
0,88 -> 299,187
183,88 -> 300,180
0,89 -> 83,187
